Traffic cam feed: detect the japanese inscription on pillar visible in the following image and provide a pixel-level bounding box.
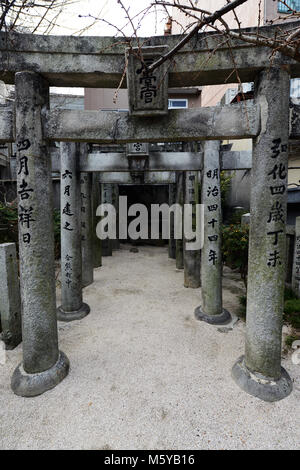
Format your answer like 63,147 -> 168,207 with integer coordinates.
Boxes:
81,174 -> 88,243
292,218 -> 300,296
295,236 -> 300,280
206,167 -> 220,267
61,166 -> 74,288
266,138 -> 288,269
17,140 -> 35,246
126,46 -> 169,116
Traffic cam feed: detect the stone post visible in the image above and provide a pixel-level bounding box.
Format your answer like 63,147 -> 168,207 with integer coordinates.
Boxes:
232,67 -> 293,402
0,243 -> 22,349
56,142 -> 90,322
175,172 -> 184,270
111,184 -> 120,250
92,172 -> 102,268
81,158 -> 94,288
101,183 -> 113,256
292,217 -> 300,298
184,171 -> 200,288
195,141 -> 231,324
11,71 -> 69,397
241,213 -> 251,227
168,183 -> 176,259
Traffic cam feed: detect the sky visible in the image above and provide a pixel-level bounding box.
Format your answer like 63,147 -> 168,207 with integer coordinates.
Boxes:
48,0 -> 167,37
46,0 -> 168,95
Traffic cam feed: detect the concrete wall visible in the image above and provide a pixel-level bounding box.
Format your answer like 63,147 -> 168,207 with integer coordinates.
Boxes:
85,88 -> 128,111
85,89 -> 202,110
172,0 -> 264,107
171,0 -> 298,107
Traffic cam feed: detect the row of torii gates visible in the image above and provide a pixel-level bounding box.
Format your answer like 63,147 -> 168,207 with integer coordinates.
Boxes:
1,21 -> 300,402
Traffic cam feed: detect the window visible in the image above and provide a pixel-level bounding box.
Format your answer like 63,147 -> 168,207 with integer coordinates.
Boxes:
168,99 -> 188,109
290,78 -> 300,98
278,0 -> 300,13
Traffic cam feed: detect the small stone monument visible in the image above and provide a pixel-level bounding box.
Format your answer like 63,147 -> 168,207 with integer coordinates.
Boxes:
126,143 -> 149,157
126,143 -> 150,183
126,46 -> 169,116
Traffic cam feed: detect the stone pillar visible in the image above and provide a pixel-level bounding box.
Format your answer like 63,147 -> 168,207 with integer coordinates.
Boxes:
0,243 -> 22,349
101,183 -> 113,256
175,172 -> 184,270
292,217 -> 300,298
232,67 -> 293,402
111,184 -> 120,250
168,183 -> 176,259
184,171 -> 200,288
81,160 -> 94,288
57,142 -> 90,322
92,172 -> 102,268
195,141 -> 231,324
11,71 -> 69,397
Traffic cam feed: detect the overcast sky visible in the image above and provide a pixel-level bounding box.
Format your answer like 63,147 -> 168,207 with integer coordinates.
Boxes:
50,0 -> 167,37
49,0 -> 167,95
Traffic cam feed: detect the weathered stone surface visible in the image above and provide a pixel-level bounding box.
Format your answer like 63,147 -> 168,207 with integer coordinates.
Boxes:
79,152 -> 202,172
0,243 -> 22,349
168,184 -> 176,260
11,350 -> 69,398
183,158 -> 200,288
46,103 -> 260,143
126,143 -> 149,156
0,109 -> 14,143
53,149 -> 251,173
12,71 -> 68,396
232,66 -> 293,401
292,216 -> 300,298
221,150 -> 252,170
98,171 -> 176,184
80,158 -> 94,288
126,46 -> 169,116
92,173 -> 102,268
195,141 -> 230,325
57,142 -> 90,322
175,172 -> 184,270
4,103 -> 300,144
111,184 -> 120,250
1,22 -> 300,87
232,355 -> 293,403
101,183 -> 113,257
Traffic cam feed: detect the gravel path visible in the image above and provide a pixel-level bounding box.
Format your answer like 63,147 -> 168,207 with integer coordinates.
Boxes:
0,245 -> 299,450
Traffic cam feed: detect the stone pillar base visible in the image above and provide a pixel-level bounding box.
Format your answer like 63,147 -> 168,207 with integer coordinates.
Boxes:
57,303 -> 90,322
11,351 -> 69,397
194,306 -> 231,325
232,355 -> 293,402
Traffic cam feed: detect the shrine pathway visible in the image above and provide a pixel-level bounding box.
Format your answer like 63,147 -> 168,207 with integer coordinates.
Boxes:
0,245 -> 299,450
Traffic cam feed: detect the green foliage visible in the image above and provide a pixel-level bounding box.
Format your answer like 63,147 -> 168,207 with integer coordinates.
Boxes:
285,335 -> 299,348
0,201 -> 61,260
222,223 -> 249,286
220,171 -> 233,211
0,201 -> 18,244
284,287 -> 298,301
284,299 -> 300,329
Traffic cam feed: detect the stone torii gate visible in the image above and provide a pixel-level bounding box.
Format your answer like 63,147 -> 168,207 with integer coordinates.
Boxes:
1,22 -> 300,401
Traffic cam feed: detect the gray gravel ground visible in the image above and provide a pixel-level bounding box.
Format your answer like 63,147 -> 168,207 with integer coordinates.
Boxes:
0,245 -> 299,450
